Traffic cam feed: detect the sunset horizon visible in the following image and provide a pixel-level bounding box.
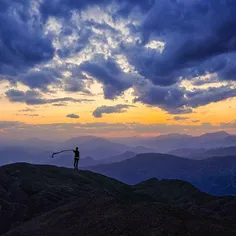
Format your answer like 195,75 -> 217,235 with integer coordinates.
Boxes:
1,0 -> 236,140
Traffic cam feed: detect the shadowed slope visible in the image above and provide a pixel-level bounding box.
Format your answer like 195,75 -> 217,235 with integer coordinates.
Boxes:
0,163 -> 137,235
88,153 -> 236,195
0,163 -> 236,236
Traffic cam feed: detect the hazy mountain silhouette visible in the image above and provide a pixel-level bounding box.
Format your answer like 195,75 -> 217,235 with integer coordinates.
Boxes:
224,135 -> 236,144
114,131 -> 236,152
1,132 -> 235,165
45,151 -> 137,168
130,146 -> 154,153
47,155 -> 104,168
0,138 -> 152,167
62,136 -> 98,147
0,146 -> 137,169
203,146 -> 236,157
0,147 -> 51,166
196,131 -> 230,140
46,151 -> 138,168
101,151 -> 137,164
110,133 -> 191,145
79,156 -> 103,166
60,136 -> 155,159
168,148 -> 207,159
0,138 -> 58,149
48,131 -> 236,159
169,146 -> 236,159
88,153 -> 236,196
1,163 -> 236,236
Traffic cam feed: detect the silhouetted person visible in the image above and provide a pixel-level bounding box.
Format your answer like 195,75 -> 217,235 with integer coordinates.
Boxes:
52,147 -> 80,170
73,147 -> 80,170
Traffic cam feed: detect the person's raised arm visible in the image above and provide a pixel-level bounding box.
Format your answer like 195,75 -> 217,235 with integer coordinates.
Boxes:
51,149 -> 74,158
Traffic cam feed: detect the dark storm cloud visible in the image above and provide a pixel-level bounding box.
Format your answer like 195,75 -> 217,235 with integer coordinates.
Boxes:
120,43 -> 180,87
93,104 -> 135,118
5,89 -> 94,105
18,68 -> 62,91
5,89 -> 41,103
57,28 -> 92,59
187,85 -> 236,108
168,107 -> 194,115
66,114 -> 80,119
40,0 -> 109,20
2,67 -> 63,92
64,77 -> 91,94
1,0 -> 236,114
192,77 -> 219,86
0,0 -> 54,77
123,0 -> 236,87
40,0 -> 154,20
173,116 -> 189,121
80,55 -> 134,99
53,103 -> 67,107
133,83 -> 236,114
133,84 -> 190,114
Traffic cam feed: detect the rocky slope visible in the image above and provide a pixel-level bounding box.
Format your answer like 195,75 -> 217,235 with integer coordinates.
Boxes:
0,163 -> 236,236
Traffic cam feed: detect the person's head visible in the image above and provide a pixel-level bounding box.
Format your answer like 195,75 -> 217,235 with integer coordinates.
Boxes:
76,147 -> 78,150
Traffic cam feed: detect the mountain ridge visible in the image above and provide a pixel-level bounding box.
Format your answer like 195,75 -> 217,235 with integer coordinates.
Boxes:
1,163 -> 236,236
87,153 -> 236,196
169,146 -> 236,159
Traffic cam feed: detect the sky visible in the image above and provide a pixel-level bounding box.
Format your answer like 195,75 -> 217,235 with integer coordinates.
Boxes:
0,0 -> 236,140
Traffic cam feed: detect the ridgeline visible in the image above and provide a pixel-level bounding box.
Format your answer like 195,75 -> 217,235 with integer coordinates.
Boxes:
0,163 -> 236,236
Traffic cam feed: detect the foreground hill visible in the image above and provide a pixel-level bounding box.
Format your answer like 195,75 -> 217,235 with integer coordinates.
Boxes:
1,163 -> 236,235
88,153 -> 236,196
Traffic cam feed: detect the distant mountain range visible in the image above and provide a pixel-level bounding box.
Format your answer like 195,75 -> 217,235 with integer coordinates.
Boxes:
46,151 -> 137,168
87,153 -> 236,196
1,131 -> 236,167
169,146 -> 236,159
1,163 -> 236,235
0,147 -> 51,166
60,136 -> 154,159
2,131 -> 236,153
0,145 -> 138,168
111,131 -> 236,152
0,136 -> 153,166
100,151 -> 137,164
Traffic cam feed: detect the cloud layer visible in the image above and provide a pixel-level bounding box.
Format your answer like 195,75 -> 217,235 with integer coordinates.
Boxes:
6,89 -> 94,105
1,0 -> 236,114
66,114 -> 80,119
93,104 -> 135,117
1,120 -> 236,140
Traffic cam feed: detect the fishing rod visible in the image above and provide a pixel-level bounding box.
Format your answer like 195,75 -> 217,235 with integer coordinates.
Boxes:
51,149 -> 73,158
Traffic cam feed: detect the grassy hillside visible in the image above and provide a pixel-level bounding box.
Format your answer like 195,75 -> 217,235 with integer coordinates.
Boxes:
0,163 -> 236,236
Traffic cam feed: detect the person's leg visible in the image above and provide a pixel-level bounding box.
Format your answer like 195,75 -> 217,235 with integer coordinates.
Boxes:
74,158 -> 76,170
75,159 -> 79,170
